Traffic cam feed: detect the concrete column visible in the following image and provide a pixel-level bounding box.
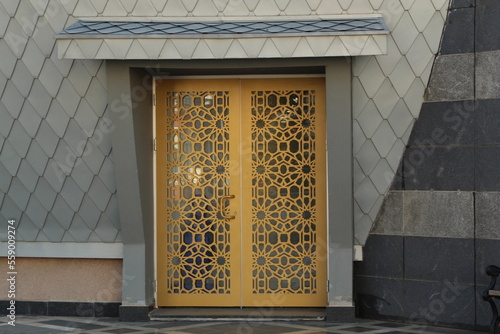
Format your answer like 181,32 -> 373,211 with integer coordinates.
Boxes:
325,58 -> 355,321
106,62 -> 156,321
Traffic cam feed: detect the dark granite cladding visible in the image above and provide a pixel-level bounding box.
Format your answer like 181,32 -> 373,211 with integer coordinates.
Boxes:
408,101 -> 474,147
475,146 -> 500,191
475,238 -> 500,286
404,236 -> 474,284
355,235 -> 485,330
364,0 -> 500,331
326,306 -> 356,322
450,0 -> 475,8
16,301 -> 48,315
476,285 -> 494,331
354,234 -> 403,279
355,276 -> 406,320
475,99 -> 500,145
402,280 -> 476,329
356,276 -> 476,329
0,301 -> 120,317
476,2 -> 500,52
401,146 -> 474,191
475,192 -> 500,239
440,8 -> 475,54
391,160 -> 403,190
425,54 -> 474,102
119,305 -> 152,322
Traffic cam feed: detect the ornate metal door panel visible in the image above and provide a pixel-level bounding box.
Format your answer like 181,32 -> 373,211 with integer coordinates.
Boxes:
156,79 -> 241,306
156,78 -> 326,307
240,79 -> 327,307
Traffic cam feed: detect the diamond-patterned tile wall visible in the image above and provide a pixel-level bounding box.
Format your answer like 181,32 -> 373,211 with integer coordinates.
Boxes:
0,0 -> 119,243
0,0 -> 449,246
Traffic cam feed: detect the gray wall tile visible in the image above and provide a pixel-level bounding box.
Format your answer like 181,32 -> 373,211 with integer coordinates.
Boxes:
9,178 -> 31,211
476,50 -> 500,99
403,280 -> 476,329
25,196 -> 48,229
46,100 -> 70,137
88,177 -> 112,211
402,146 -> 474,191
10,121 -> 32,157
56,78 -> 80,118
70,159 -> 94,192
17,160 -> 39,193
64,119 -> 89,156
354,234 -> 403,278
51,195 -> 74,230
26,141 -> 48,176
42,213 -> 66,242
94,214 -> 119,242
33,178 -> 57,212
1,195 -> 22,222
355,276 -> 406,320
0,141 -> 22,175
440,8 -> 475,54
18,101 -> 42,137
0,160 -> 13,193
475,99 -> 500,145
79,195 -> 101,231
404,236 -> 474,284
451,0 -> 475,8
0,40 -> 17,78
371,191 -> 403,235
28,79 -> 52,118
403,191 -> 474,238
475,146 -> 500,191
0,101 -> 14,137
60,178 -> 84,212
35,121 -> 60,157
17,215 -> 40,241
2,81 -> 24,118
475,238 -> 500,286
475,284 -> 492,330
426,54 -> 474,102
408,101 -> 474,147
476,3 -> 500,52
67,214 -> 92,242
476,192 -> 500,239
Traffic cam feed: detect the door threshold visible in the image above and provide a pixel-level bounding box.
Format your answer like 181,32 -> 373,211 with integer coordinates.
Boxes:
149,307 -> 326,321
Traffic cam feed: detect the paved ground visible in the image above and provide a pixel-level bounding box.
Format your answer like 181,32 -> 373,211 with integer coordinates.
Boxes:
0,316 -> 487,334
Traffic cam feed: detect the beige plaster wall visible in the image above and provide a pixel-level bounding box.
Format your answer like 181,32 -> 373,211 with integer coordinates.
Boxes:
0,258 -> 122,302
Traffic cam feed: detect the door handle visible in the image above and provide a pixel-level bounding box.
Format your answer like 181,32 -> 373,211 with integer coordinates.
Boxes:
219,195 -> 236,220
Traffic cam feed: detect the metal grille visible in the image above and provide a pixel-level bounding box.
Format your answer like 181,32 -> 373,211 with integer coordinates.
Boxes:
250,90 -> 318,294
164,90 -> 232,294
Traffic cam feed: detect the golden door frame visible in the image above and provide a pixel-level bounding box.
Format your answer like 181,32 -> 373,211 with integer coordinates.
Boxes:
155,77 -> 327,307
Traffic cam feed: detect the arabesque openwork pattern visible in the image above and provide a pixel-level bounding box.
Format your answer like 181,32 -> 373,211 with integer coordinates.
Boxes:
251,90 -> 318,294
164,90 -> 232,294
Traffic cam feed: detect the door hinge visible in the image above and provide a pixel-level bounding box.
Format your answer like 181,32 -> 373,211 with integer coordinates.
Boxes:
153,94 -> 156,106
153,138 -> 157,151
327,279 -> 330,292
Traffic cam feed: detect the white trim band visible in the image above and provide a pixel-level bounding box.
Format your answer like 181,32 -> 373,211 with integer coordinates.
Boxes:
0,242 -> 123,259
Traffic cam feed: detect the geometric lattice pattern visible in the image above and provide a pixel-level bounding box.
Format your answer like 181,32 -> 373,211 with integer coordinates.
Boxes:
59,18 -> 387,36
163,91 -> 231,294
251,90 -> 318,294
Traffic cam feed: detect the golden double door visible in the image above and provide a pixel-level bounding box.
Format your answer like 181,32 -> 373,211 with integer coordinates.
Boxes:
156,78 -> 326,307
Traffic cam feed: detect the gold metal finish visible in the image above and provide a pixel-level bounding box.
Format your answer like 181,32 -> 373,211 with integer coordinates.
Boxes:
156,79 -> 241,307
219,195 -> 236,220
156,78 -> 326,307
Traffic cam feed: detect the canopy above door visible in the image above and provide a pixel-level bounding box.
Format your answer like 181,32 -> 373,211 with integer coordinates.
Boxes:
55,15 -> 389,59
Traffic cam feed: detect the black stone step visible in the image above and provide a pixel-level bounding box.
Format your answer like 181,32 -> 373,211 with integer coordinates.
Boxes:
149,307 -> 326,321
